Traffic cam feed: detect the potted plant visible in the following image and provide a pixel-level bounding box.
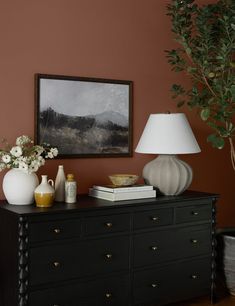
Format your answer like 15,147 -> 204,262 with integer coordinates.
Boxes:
0,135 -> 58,205
166,0 -> 235,168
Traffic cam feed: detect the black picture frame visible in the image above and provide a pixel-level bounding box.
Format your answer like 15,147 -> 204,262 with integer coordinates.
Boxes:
35,74 -> 133,158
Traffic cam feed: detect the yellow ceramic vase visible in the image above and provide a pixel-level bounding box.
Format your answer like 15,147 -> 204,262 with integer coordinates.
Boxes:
34,175 -> 55,207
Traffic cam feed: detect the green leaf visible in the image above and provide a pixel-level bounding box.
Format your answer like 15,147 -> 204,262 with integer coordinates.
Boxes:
171,84 -> 185,96
186,48 -> 192,55
177,100 -> 185,107
208,72 -> 215,78
191,86 -> 198,95
217,126 -> 229,137
208,97 -> 215,104
228,122 -> 234,132
187,67 -> 197,73
231,85 -> 235,100
207,134 -> 225,149
207,121 -> 217,129
200,108 -> 210,121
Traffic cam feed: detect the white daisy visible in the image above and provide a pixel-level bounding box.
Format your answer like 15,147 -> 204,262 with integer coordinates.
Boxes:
46,152 -> 54,159
16,135 -> 32,146
35,145 -> 44,156
37,156 -> 45,166
18,156 -> 27,162
18,162 -> 28,172
50,148 -> 58,157
29,162 -> 39,173
10,146 -> 22,157
0,163 -> 6,171
2,154 -> 11,164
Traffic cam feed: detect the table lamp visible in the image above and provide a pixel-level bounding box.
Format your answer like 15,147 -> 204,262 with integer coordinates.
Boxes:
135,113 -> 201,195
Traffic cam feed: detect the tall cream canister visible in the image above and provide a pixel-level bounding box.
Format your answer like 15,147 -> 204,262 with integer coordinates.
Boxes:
34,175 -> 55,207
65,174 -> 77,203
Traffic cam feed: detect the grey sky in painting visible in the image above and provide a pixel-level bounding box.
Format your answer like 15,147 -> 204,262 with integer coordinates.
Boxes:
40,79 -> 129,118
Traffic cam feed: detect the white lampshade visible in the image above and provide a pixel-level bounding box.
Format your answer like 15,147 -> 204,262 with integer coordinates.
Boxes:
135,113 -> 200,196
135,113 -> 201,154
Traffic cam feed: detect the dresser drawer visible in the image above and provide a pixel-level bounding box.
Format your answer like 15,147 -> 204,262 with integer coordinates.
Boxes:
133,226 -> 211,267
175,204 -> 211,224
83,213 -> 130,236
29,236 -> 130,285
29,218 -> 81,242
133,257 -> 211,305
29,274 -> 129,306
133,263 -> 173,305
169,257 -> 211,302
133,208 -> 173,230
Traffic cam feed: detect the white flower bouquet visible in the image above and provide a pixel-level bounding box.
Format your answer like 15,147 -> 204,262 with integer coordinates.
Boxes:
0,135 -> 58,173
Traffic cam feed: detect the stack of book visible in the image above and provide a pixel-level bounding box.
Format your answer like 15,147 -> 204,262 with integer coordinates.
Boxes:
89,184 -> 156,201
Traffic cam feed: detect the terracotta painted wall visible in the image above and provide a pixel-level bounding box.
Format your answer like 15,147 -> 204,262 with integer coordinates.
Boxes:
0,0 -> 234,227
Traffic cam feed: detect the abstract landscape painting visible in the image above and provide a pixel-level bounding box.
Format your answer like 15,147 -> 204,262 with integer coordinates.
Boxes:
35,74 -> 132,157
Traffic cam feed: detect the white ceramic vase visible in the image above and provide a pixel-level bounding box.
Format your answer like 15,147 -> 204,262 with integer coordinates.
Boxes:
3,168 -> 39,205
55,165 -> 66,202
34,175 -> 55,207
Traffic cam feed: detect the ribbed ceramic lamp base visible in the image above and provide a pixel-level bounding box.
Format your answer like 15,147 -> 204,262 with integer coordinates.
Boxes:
143,155 -> 193,196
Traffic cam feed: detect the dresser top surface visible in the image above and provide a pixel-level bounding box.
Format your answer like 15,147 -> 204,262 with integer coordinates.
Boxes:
0,190 -> 218,216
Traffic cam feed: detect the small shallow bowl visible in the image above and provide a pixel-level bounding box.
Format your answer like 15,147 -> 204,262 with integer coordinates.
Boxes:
109,174 -> 139,187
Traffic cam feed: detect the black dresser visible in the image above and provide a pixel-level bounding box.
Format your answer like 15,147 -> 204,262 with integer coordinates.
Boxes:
0,190 -> 218,306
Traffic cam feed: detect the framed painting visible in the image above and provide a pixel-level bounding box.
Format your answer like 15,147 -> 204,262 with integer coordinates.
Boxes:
35,74 -> 133,158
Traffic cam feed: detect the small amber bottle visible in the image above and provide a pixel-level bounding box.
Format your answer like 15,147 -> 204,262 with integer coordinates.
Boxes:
65,174 -> 77,204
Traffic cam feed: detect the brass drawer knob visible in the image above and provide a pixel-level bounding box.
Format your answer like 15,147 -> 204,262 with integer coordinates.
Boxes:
151,216 -> 159,222
150,246 -> 158,251
53,261 -> 60,268
105,222 -> 113,228
105,292 -> 112,298
53,228 -> 61,234
191,239 -> 198,244
191,211 -> 199,216
105,254 -> 113,259
191,274 -> 198,279
151,283 -> 158,288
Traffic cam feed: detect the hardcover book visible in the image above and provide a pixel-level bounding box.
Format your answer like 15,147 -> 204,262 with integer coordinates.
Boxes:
89,188 -> 156,201
93,184 -> 154,193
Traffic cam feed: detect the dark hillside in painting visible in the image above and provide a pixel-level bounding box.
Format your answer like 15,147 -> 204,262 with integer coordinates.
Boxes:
39,108 -> 129,155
